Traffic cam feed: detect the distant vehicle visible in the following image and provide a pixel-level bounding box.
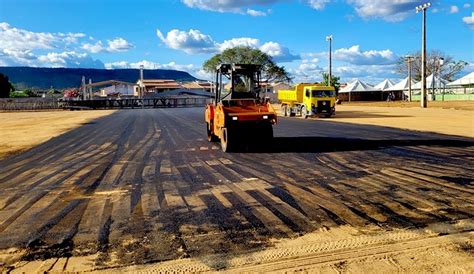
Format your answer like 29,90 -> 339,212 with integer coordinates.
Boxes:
278,84 -> 336,118
205,64 -> 277,152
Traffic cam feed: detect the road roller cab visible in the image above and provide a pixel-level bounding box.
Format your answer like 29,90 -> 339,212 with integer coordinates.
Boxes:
205,64 -> 277,152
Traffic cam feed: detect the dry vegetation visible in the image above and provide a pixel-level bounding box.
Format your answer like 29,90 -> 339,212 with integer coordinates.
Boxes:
0,110 -> 115,159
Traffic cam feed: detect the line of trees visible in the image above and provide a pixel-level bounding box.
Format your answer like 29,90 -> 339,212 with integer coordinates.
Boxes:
395,50 -> 467,82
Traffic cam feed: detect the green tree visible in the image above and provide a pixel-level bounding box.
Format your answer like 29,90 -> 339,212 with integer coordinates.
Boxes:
0,73 -> 15,98
396,50 -> 467,81
203,46 -> 292,83
24,89 -> 39,97
320,72 -> 341,91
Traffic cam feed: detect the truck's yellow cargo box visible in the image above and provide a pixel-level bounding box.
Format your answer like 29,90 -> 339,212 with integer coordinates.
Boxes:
277,84 -> 311,102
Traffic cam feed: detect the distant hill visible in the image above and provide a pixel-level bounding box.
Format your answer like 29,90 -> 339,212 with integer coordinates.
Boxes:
0,67 -> 198,90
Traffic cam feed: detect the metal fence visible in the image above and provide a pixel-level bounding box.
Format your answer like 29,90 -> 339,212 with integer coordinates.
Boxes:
0,96 -> 213,111
0,98 -> 60,111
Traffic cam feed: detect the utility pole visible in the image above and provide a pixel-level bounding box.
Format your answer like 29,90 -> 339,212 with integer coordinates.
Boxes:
88,79 -> 92,99
139,65 -> 144,99
326,35 -> 333,87
405,56 -> 414,102
416,2 -> 431,108
81,76 -> 86,100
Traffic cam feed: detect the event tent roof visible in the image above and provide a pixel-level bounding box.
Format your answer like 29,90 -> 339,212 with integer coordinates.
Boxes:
412,74 -> 448,89
339,79 -> 378,93
374,79 -> 395,91
385,77 -> 416,91
447,72 -> 474,86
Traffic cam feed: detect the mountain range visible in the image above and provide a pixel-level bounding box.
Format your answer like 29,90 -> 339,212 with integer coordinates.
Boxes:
0,67 -> 198,90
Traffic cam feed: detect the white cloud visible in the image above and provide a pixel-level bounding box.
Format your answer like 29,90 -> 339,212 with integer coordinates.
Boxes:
108,38 -> 134,52
247,9 -> 267,16
82,41 -> 106,53
219,37 -> 260,51
182,0 -> 334,15
464,3 -> 471,9
299,47 -> 399,83
449,5 -> 459,14
333,45 -> 398,65
1,49 -> 104,68
0,22 -> 131,68
308,0 -> 331,10
82,38 -> 134,53
0,22 -> 85,51
288,58 -> 324,82
157,28 -> 299,62
259,41 -> 300,62
463,13 -> 474,29
37,51 -> 104,68
334,64 -> 398,84
181,0 -> 279,14
156,29 -> 217,54
346,0 -> 421,22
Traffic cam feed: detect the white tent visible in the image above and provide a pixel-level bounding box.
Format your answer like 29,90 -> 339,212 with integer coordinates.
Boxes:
339,79 -> 379,93
374,79 -> 395,91
413,74 -> 448,89
385,77 -> 416,91
447,72 -> 474,86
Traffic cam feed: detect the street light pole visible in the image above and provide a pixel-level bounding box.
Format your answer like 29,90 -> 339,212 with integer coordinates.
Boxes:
326,35 -> 333,87
416,2 -> 431,108
139,65 -> 144,99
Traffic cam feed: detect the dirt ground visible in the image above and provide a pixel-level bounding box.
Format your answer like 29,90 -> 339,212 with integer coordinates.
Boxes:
341,100 -> 474,111
0,107 -> 472,273
9,219 -> 472,273
274,102 -> 474,138
0,110 -> 115,159
115,219 -> 474,273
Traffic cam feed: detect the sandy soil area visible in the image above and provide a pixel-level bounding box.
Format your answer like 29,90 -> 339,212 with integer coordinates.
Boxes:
0,110 -> 115,159
333,105 -> 474,138
115,219 -> 473,273
9,219 -> 471,273
274,103 -> 474,138
342,101 -> 474,111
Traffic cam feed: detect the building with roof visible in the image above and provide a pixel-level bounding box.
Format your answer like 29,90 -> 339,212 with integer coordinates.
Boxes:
136,79 -> 182,95
85,80 -> 135,97
338,79 -> 381,101
374,79 -> 395,91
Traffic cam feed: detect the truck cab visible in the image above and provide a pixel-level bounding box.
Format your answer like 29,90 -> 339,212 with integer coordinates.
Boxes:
302,86 -> 336,118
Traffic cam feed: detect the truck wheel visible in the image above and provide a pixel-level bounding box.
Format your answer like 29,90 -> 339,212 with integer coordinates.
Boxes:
301,106 -> 308,119
207,123 -> 218,142
221,127 -> 235,152
282,105 -> 288,117
285,106 -> 292,117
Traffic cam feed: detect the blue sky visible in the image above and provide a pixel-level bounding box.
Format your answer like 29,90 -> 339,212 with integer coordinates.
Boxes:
0,0 -> 473,84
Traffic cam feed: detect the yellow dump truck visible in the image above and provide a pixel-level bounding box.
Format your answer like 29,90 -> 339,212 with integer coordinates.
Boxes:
278,84 -> 336,118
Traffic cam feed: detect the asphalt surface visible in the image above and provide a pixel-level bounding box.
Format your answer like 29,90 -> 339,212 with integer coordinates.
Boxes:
0,108 -> 473,268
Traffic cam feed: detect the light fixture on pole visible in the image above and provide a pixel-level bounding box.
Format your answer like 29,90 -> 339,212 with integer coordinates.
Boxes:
404,56 -> 415,102
416,2 -> 431,108
326,35 -> 333,87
